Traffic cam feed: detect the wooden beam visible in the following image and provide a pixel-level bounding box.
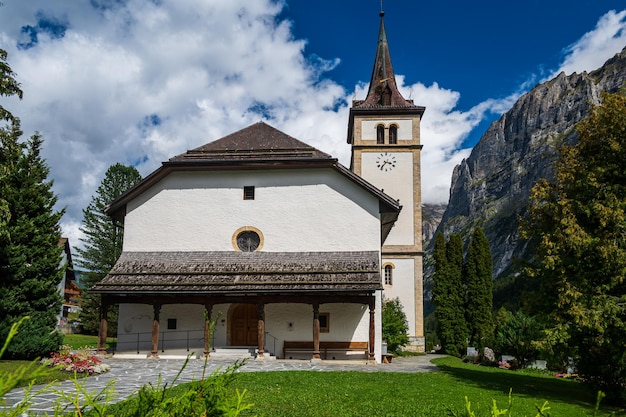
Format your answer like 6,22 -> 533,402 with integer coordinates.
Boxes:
369,298 -> 376,361
97,301 -> 108,355
312,303 -> 320,360
257,303 -> 265,359
203,304 -> 212,358
150,304 -> 161,359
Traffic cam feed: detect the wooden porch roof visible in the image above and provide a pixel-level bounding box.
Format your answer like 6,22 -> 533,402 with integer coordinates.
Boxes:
92,251 -> 382,295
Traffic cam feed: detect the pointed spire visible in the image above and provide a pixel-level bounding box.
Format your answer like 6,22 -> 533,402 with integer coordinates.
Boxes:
356,11 -> 414,108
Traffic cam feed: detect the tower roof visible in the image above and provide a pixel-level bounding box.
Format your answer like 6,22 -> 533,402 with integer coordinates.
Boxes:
354,11 -> 416,109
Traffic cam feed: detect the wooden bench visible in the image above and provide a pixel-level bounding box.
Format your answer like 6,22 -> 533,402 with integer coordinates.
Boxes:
282,341 -> 369,360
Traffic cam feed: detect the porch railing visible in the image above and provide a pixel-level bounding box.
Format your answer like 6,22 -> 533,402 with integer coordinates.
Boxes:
116,329 -> 204,354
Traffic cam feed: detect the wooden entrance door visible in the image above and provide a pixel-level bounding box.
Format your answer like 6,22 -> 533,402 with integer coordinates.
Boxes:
231,304 -> 258,346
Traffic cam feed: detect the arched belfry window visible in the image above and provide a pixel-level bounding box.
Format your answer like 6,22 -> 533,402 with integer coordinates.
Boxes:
389,125 -> 398,144
384,264 -> 393,285
376,125 -> 385,144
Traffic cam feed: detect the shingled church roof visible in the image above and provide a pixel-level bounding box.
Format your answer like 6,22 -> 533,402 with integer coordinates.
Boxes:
168,121 -> 332,163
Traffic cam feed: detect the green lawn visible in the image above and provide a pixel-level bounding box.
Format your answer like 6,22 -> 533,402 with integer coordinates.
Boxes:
3,352 -> 625,416
0,360 -> 90,386
62,334 -> 117,350
0,334 -> 117,388
100,356 -> 624,416
225,357 -> 622,416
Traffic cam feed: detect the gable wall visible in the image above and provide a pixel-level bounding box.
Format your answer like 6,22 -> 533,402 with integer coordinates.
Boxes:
123,168 -> 382,252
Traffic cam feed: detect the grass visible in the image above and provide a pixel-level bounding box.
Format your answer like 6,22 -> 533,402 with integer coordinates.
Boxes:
0,334 -> 117,388
62,334 -> 117,350
224,357 -> 623,416
101,356 -> 625,416
0,360 -> 91,386
3,351 -> 625,415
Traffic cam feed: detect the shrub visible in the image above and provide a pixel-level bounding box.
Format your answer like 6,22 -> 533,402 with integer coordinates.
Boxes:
0,313 -> 63,360
494,310 -> 542,369
382,298 -> 409,354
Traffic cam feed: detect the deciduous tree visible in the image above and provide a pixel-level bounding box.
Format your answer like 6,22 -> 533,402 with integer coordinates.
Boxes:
522,91 -> 626,402
382,297 -> 409,354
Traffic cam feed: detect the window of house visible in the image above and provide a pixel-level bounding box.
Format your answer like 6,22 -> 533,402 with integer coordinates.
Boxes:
319,313 -> 330,333
389,125 -> 398,144
243,186 -> 255,200
236,230 -> 261,252
384,265 -> 393,285
167,318 -> 177,330
376,125 -> 385,144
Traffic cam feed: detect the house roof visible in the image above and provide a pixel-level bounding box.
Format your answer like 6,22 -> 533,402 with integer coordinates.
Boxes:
169,121 -> 332,162
91,251 -> 382,295
106,121 -> 401,240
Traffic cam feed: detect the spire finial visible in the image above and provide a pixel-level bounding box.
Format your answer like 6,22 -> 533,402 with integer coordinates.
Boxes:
380,0 -> 384,16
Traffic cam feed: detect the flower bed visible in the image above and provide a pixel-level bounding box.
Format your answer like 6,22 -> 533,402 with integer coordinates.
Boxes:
41,348 -> 111,374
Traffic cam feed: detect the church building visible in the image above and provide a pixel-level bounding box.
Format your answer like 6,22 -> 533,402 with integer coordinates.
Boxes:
92,11 -> 425,361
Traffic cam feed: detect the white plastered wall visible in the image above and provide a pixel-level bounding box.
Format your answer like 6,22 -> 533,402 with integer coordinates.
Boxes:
361,119 -> 413,141
118,300 -> 382,362
381,258 -> 416,337
123,168 -> 381,252
360,152 -> 414,246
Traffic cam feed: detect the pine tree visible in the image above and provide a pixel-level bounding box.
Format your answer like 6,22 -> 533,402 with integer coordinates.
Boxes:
0,122 -> 65,359
75,163 -> 142,335
0,48 -> 23,240
464,227 -> 494,349
446,233 -> 468,354
432,233 -> 467,356
522,91 -> 626,402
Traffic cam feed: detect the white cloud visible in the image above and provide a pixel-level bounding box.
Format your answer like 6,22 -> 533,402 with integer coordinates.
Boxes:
555,10 -> 626,77
1,1 -> 625,251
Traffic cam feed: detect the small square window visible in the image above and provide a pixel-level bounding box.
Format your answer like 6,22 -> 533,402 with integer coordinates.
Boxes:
243,186 -> 255,200
319,313 -> 329,333
167,318 -> 177,330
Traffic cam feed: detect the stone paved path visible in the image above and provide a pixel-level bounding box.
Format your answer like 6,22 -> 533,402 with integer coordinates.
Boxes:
2,354 -> 444,415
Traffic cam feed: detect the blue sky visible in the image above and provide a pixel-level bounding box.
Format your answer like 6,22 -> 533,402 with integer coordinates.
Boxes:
0,0 -> 625,246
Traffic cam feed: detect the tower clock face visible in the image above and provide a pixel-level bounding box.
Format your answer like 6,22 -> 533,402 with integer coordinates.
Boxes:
376,152 -> 397,172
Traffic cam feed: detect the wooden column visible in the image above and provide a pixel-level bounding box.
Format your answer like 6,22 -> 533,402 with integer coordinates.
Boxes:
203,304 -> 213,358
257,303 -> 265,359
312,303 -> 321,360
97,301 -> 108,355
150,304 -> 161,359
368,298 -> 376,361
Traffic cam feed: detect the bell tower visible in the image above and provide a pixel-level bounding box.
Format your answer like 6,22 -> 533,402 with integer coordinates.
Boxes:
347,10 -> 425,351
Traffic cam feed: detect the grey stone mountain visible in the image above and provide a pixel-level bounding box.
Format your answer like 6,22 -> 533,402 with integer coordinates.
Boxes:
424,45 -> 626,291
422,203 -> 447,243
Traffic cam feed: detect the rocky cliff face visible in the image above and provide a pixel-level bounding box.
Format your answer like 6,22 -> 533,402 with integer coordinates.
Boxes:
429,46 -> 626,280
422,203 -> 447,243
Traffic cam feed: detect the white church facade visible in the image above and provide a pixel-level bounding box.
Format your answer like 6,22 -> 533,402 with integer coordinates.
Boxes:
93,11 -> 425,361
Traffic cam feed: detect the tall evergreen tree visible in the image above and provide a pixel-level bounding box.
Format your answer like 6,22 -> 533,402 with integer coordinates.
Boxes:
1,48 -> 23,240
464,227 -> 494,348
432,232 -> 467,356
522,91 -> 626,402
75,163 -> 142,335
446,233 -> 468,353
0,122 -> 65,359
